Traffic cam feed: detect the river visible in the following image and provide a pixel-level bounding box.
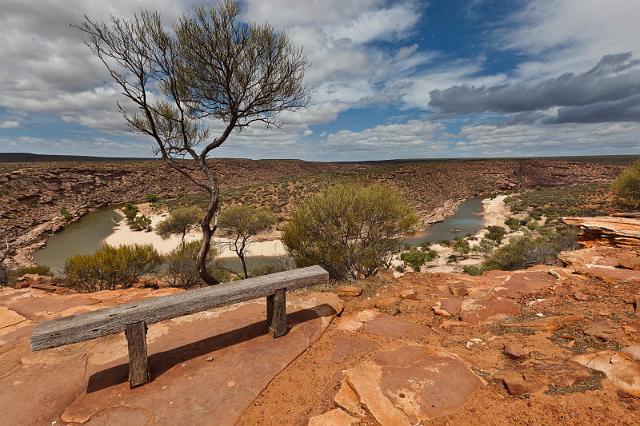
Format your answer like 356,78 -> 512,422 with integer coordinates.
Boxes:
33,197 -> 486,274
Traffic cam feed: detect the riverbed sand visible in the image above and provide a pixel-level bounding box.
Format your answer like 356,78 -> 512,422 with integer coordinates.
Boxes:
104,208 -> 287,258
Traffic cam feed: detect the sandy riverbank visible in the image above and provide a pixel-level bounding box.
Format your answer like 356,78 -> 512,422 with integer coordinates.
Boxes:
104,204 -> 287,258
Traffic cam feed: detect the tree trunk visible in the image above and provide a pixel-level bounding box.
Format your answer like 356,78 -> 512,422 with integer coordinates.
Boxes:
240,253 -> 248,279
197,189 -> 219,285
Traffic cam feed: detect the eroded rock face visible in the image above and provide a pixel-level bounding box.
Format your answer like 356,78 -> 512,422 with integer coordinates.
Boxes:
563,216 -> 640,248
0,288 -> 343,426
344,346 -> 484,424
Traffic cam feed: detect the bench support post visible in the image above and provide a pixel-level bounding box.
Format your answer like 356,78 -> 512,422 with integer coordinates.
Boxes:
125,321 -> 150,387
266,288 -> 287,337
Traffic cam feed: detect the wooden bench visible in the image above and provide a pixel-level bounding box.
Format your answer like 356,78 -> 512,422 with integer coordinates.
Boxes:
31,265 -> 329,387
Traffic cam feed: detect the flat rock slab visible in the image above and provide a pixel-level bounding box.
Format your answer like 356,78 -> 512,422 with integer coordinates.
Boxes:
460,295 -> 520,324
345,346 -> 483,424
0,290 -> 342,426
576,266 -> 640,284
308,408 -> 360,426
573,350 -> 640,397
493,270 -> 557,298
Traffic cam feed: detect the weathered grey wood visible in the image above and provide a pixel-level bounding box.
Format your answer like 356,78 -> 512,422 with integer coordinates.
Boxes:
266,288 -> 287,337
31,265 -> 328,351
125,321 -> 150,387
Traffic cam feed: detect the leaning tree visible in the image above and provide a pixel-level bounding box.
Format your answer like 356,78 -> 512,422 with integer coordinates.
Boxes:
78,0 -> 308,284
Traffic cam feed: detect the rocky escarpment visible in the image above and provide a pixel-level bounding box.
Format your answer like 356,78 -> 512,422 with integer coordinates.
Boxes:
1,217 -> 639,424
0,157 -> 629,266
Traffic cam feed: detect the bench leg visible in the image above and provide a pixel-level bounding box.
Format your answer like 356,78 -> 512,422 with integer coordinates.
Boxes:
125,321 -> 150,387
266,288 -> 287,338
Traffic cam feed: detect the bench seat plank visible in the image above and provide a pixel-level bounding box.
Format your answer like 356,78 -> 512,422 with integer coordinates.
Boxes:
31,265 -> 328,351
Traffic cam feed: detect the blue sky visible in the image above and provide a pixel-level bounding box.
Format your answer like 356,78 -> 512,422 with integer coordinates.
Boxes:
1,0 -> 639,160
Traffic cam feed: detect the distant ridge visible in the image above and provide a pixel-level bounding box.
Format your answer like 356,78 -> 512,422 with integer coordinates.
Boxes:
0,152 -> 153,163
0,152 -> 637,165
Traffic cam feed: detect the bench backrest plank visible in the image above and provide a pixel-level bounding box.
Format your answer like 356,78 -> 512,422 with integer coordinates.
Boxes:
31,265 -> 328,351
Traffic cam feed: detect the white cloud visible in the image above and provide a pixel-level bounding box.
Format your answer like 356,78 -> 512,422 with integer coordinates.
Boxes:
0,121 -> 19,129
503,0 -> 640,80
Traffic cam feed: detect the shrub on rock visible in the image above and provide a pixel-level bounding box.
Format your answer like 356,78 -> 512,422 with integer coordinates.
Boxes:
282,183 -> 418,280
612,160 -> 640,209
64,244 -> 161,292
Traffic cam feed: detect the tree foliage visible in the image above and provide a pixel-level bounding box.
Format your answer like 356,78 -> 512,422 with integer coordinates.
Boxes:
282,183 -> 419,280
612,160 -> 640,209
156,206 -> 203,246
78,0 -> 308,284
218,205 -> 275,278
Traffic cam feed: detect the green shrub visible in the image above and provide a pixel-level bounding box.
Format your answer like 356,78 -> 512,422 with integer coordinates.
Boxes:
438,239 -> 451,247
400,248 -> 430,271
164,240 -> 215,288
483,236 -> 558,271
612,160 -> 640,208
123,203 -> 139,222
65,244 -> 162,292
147,194 -> 160,203
463,265 -> 484,276
14,265 -> 52,277
473,237 -> 495,255
129,215 -> 152,231
282,183 -> 418,280
505,217 -> 521,231
453,238 -> 471,255
250,262 -> 289,277
59,207 -> 72,222
486,225 -> 506,243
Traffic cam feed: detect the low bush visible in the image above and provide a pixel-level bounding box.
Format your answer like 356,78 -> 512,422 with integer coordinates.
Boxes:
612,160 -> 640,209
505,217 -> 521,231
283,183 -> 418,280
59,207 -> 72,222
486,225 -> 506,243
483,236 -> 558,271
453,238 -> 471,255
463,265 -> 484,276
65,244 -> 162,292
146,194 -> 160,203
164,240 -> 215,288
473,237 -> 495,255
400,248 -> 431,271
250,262 -> 289,277
14,265 -> 52,277
129,214 -> 152,231
123,203 -> 139,222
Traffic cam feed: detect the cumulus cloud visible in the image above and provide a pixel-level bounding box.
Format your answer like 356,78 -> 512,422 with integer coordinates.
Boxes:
430,53 -> 640,123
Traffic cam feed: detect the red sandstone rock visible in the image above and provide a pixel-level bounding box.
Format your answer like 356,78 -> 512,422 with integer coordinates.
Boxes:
495,370 -> 544,396
345,346 -> 483,424
573,351 -> 640,397
336,285 -> 363,298
308,408 -> 360,426
503,343 -> 530,360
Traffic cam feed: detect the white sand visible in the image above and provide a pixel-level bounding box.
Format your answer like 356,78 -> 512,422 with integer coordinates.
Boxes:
103,209 -> 287,258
